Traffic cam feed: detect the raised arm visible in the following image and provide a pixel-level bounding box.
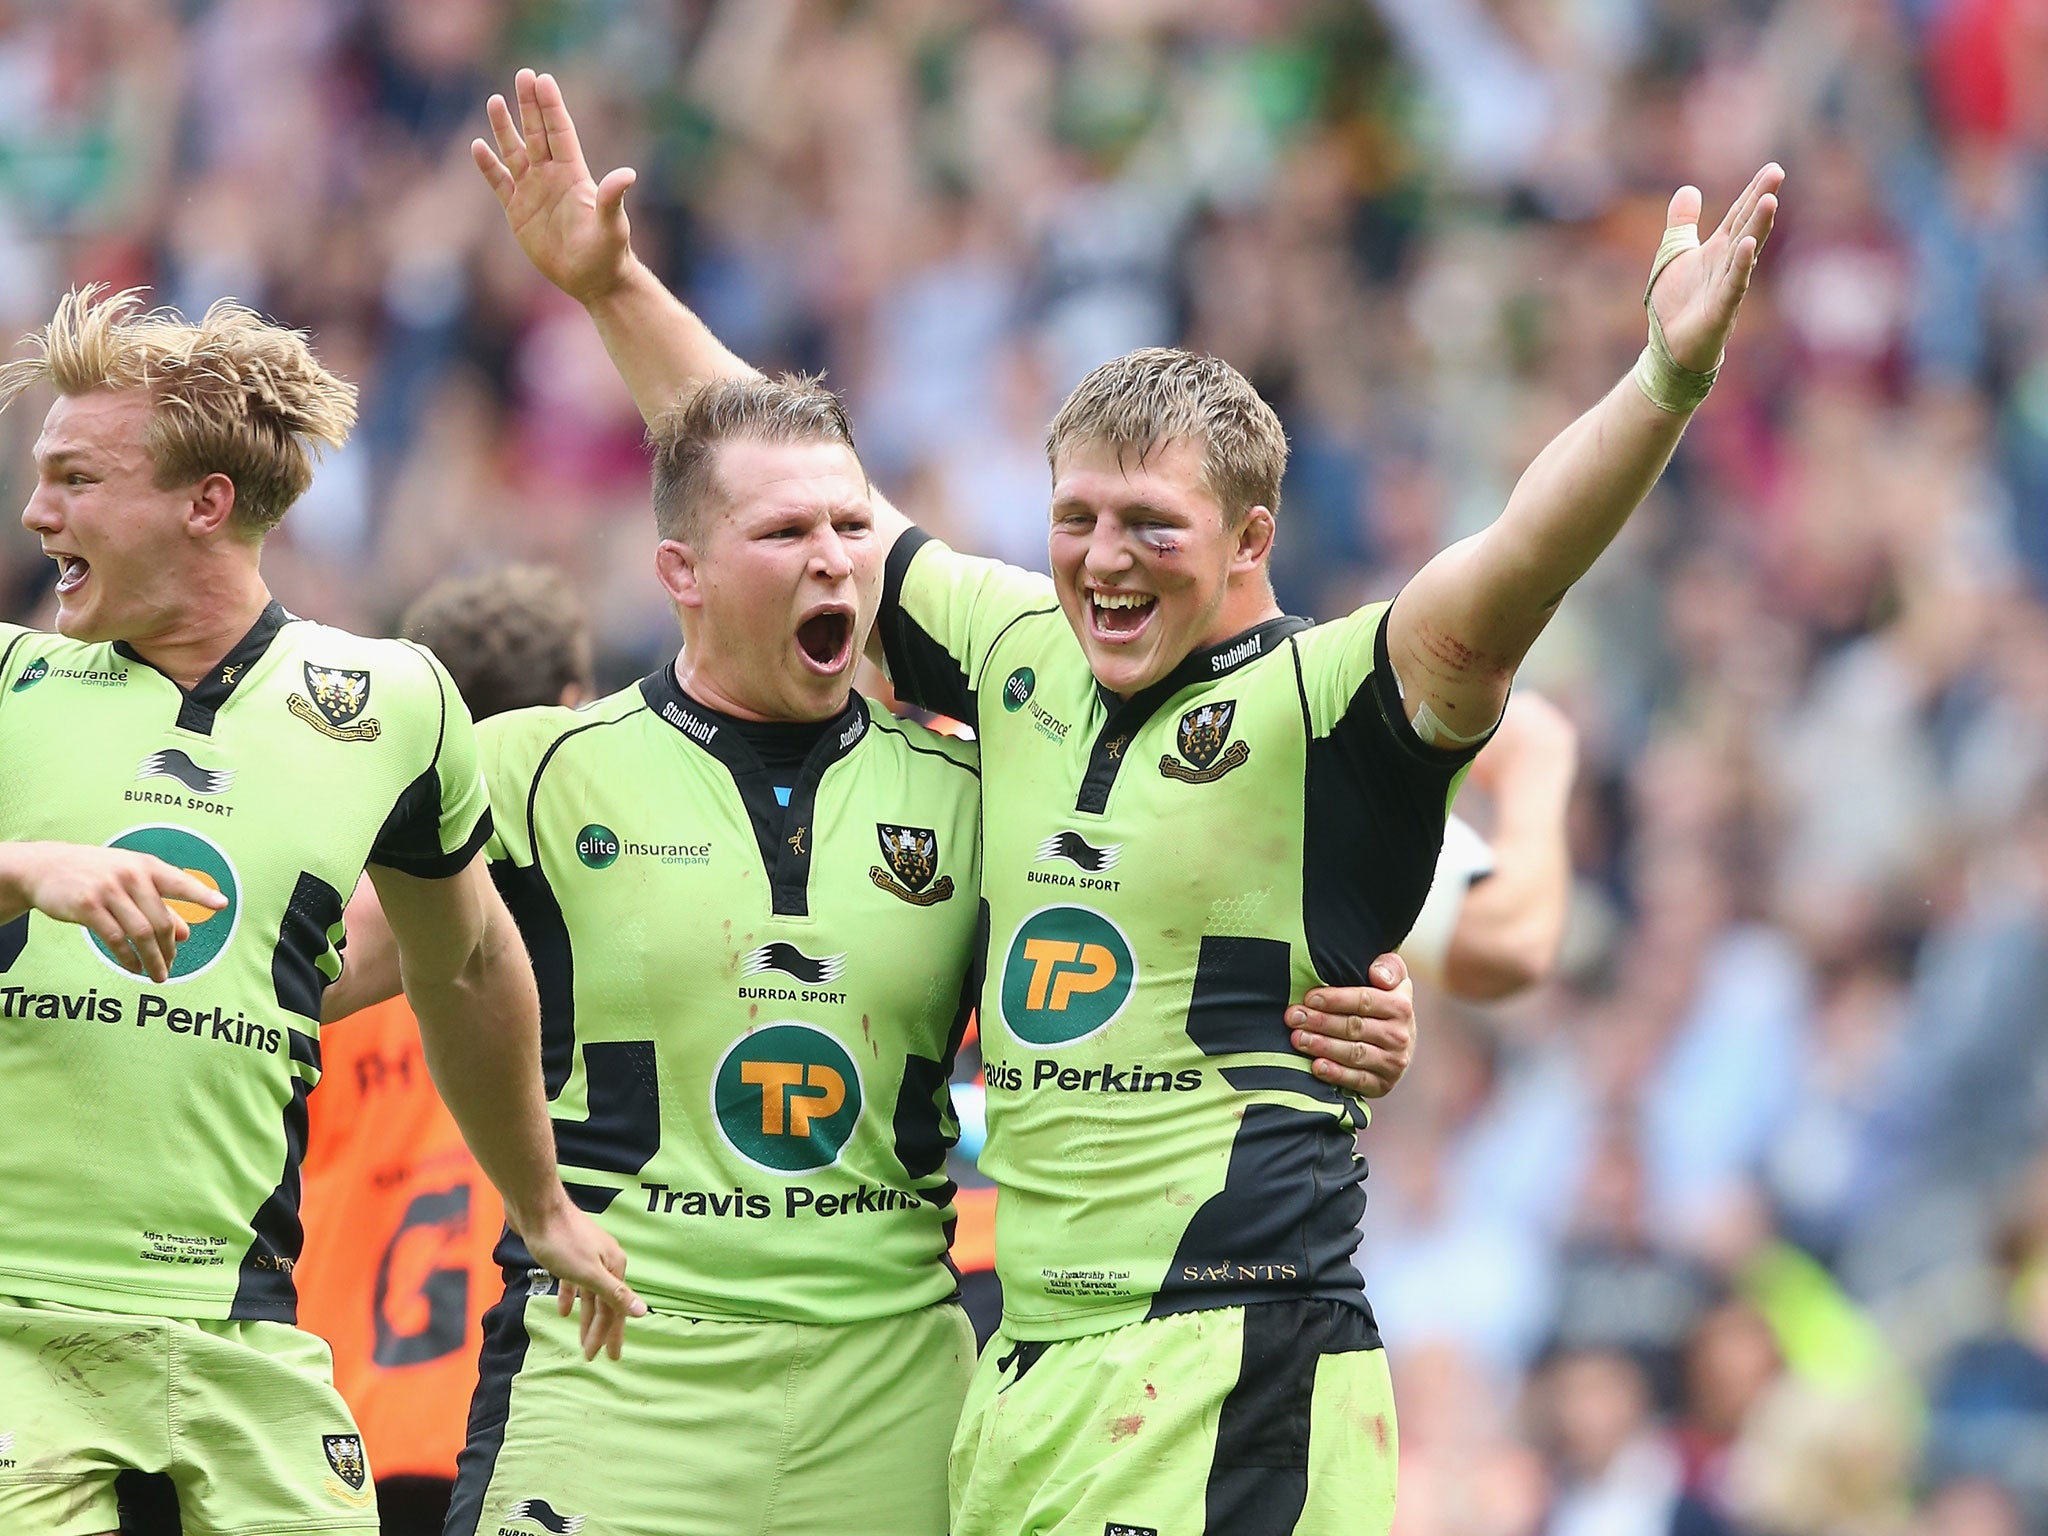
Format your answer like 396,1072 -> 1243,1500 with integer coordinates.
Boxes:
1386,167 -> 1783,742
474,68 -> 915,556
472,68 -> 752,417
370,853 -> 647,1358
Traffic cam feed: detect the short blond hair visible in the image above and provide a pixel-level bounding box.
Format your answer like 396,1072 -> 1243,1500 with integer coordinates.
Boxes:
648,374 -> 860,543
1046,347 -> 1289,525
0,286 -> 357,535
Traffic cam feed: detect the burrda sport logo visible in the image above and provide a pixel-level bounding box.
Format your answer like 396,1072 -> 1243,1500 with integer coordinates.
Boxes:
88,825 -> 240,980
999,905 -> 1136,1046
712,1023 -> 863,1173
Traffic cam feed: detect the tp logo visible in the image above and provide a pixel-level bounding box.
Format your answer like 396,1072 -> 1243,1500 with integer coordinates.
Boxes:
713,1024 -> 863,1172
88,825 -> 239,980
999,906 -> 1136,1046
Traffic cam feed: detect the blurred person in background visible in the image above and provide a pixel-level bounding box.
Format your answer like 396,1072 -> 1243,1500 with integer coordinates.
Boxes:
297,565 -> 594,1536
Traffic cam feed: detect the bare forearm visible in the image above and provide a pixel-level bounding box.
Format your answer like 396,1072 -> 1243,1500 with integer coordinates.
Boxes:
585,257 -> 760,425
1458,375 -> 1688,662
1443,771 -> 1573,999
409,925 -> 566,1231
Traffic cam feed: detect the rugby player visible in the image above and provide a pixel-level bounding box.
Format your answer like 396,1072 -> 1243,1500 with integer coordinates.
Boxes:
297,566 -> 596,1536
0,289 -> 639,1536
481,68 -> 1763,1536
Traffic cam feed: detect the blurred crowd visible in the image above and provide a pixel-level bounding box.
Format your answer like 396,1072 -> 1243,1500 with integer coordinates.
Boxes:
2,0 -> 2046,1533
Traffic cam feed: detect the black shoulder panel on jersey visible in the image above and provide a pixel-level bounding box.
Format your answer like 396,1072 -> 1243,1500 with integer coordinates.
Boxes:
1297,618 -> 1474,984
273,870 -> 346,1022
0,914 -> 26,974
1144,1100 -> 1374,1326
490,860 -> 576,1099
878,527 -> 979,727
367,657 -> 487,878
231,1072 -> 312,1321
369,767 -> 493,878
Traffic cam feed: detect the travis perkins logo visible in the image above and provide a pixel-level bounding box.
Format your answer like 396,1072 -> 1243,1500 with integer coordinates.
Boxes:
1036,831 -> 1121,873
501,1498 -> 586,1534
288,664 -> 381,742
1159,700 -> 1250,784
742,943 -> 847,986
136,749 -> 234,795
870,824 -> 955,906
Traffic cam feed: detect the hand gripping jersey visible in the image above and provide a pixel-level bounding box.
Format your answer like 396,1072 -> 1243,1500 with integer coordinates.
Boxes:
478,669 -> 983,1324
878,533 -> 1484,1341
0,605 -> 490,1320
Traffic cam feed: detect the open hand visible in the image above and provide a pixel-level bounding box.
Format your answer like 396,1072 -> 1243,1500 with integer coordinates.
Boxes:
473,68 -> 638,303
1647,163 -> 1783,373
520,1198 -> 647,1361
1287,952 -> 1415,1099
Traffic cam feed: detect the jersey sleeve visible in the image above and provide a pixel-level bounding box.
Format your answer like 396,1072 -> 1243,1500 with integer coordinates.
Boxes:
1298,598 -> 1497,783
366,644 -> 493,879
1296,597 -> 1500,964
474,709 -> 545,869
877,529 -> 1059,728
1400,813 -> 1497,987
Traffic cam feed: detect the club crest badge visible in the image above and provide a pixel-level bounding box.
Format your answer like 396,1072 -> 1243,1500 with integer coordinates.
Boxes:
289,664 -> 381,742
870,824 -> 955,906
322,1433 -> 367,1492
1159,699 -> 1250,783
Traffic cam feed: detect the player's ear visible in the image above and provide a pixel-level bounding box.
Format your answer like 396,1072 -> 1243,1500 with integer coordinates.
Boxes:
1231,505 -> 1275,574
654,538 -> 705,610
186,473 -> 239,540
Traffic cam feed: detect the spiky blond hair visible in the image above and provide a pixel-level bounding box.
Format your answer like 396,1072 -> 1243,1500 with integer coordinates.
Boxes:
1046,347 -> 1289,527
0,286 -> 357,535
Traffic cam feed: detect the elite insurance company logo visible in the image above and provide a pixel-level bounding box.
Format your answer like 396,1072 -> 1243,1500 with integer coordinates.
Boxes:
999,905 -> 1137,1046
87,826 -> 239,980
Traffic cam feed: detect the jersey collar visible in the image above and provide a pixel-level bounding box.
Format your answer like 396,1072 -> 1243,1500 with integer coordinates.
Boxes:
1076,614 -> 1311,815
638,664 -> 870,917
115,599 -> 293,735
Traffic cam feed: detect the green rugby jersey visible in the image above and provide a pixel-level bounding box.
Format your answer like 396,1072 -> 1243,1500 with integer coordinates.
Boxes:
878,532 -> 1484,1341
0,603 -> 490,1321
479,667 -> 983,1325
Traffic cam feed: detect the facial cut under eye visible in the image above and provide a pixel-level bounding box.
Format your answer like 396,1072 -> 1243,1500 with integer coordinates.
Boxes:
1133,523 -> 1181,554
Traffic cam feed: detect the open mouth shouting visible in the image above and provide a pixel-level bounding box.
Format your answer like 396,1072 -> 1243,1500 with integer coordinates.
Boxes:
794,603 -> 856,675
1086,587 -> 1156,644
50,552 -> 89,597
